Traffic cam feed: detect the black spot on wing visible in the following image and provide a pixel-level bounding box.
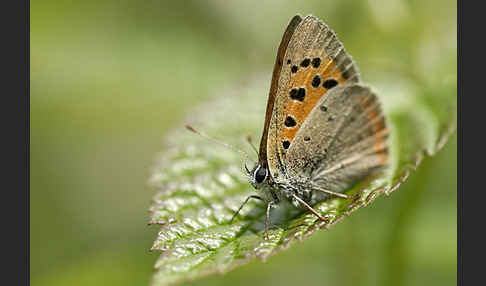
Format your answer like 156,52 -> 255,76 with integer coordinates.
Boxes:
282,140 -> 290,149
300,58 -> 310,68
311,75 -> 321,88
284,116 -> 297,127
290,87 -> 306,102
323,78 -> 338,89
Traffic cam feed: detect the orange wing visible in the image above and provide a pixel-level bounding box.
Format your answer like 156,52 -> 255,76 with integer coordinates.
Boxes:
265,15 -> 361,178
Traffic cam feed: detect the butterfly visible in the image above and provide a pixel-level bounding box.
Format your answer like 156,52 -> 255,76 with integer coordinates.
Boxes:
187,14 -> 389,239
231,14 -> 389,238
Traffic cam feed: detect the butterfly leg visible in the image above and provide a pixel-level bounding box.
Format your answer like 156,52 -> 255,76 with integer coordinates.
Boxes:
230,195 -> 263,223
291,194 -> 329,223
311,186 -> 360,199
264,201 -> 276,240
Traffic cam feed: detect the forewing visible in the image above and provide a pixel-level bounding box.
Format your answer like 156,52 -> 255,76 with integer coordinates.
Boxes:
286,84 -> 389,192
266,15 -> 361,180
258,14 -> 303,166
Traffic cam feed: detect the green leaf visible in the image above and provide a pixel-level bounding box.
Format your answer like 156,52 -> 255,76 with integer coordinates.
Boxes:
148,75 -> 456,286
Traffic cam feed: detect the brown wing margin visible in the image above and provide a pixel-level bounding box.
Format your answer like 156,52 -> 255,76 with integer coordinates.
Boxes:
258,14 -> 303,166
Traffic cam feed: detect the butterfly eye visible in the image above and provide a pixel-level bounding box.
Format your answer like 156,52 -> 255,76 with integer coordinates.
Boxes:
254,166 -> 268,184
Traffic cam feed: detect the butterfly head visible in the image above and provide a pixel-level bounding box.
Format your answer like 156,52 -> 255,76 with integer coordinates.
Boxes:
245,163 -> 269,189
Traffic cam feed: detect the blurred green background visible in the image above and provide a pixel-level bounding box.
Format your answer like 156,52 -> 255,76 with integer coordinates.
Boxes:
31,1 -> 456,285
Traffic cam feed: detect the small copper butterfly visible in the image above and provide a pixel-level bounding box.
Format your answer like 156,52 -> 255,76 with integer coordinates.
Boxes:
189,14 -> 389,239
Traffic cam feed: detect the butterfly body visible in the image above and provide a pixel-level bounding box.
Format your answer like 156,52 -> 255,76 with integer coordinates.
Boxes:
233,14 -> 389,237
248,165 -> 313,208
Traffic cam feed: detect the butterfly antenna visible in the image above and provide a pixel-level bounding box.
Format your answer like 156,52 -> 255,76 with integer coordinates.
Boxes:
246,134 -> 259,156
185,125 -> 250,160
